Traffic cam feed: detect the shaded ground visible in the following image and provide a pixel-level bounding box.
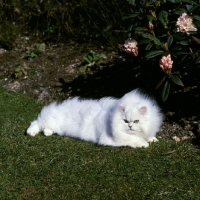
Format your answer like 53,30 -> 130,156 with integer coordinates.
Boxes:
0,36 -> 200,145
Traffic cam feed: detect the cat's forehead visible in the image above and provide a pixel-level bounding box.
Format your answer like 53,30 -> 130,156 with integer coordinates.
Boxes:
124,108 -> 139,118
124,106 -> 138,113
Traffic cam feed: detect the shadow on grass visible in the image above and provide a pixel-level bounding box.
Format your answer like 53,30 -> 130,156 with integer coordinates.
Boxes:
57,60 -> 200,117
58,60 -> 161,99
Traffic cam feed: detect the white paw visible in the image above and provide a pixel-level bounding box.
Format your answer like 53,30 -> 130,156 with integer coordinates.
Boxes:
147,137 -> 158,143
138,141 -> 149,148
129,140 -> 149,148
44,128 -> 53,136
27,120 -> 40,136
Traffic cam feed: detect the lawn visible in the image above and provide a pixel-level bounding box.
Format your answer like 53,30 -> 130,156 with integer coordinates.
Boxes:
0,86 -> 200,200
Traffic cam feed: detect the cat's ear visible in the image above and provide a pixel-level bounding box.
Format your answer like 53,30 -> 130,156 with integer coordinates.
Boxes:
139,106 -> 147,115
118,105 -> 125,112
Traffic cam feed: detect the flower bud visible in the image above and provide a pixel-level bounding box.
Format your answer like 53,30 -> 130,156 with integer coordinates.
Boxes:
148,21 -> 154,31
159,54 -> 173,75
162,43 -> 168,51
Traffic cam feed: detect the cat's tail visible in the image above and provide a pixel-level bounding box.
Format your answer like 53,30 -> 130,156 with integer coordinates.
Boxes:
27,120 -> 40,136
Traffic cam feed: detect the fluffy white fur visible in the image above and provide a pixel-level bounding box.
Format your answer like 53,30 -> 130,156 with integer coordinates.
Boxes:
27,89 -> 163,148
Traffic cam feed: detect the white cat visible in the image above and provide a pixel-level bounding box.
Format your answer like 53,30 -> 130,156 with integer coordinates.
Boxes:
27,89 -> 163,148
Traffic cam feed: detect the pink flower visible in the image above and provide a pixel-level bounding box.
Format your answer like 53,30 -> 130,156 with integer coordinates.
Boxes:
176,13 -> 197,33
160,54 -> 173,75
124,38 -> 138,56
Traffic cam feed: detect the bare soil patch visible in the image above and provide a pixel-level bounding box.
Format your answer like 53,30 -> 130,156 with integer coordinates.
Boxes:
1,37 -> 200,145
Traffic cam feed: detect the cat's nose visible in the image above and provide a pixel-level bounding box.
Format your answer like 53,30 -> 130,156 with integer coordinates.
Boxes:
128,125 -> 132,129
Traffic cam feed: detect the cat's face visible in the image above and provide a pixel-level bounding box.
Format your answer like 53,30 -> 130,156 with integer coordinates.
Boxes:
118,105 -> 147,135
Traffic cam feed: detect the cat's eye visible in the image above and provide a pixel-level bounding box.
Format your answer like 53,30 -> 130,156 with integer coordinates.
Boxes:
124,119 -> 129,123
134,120 -> 139,123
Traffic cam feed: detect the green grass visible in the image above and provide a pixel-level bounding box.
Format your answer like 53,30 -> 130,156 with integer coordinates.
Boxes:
1,86 -> 200,199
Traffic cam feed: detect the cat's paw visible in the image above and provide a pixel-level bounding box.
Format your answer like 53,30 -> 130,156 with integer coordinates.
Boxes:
147,137 -> 158,143
27,120 -> 40,136
137,141 -> 149,148
43,128 -> 54,136
129,140 -> 149,148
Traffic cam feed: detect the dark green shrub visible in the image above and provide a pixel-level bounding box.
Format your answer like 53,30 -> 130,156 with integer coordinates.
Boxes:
123,0 -> 200,101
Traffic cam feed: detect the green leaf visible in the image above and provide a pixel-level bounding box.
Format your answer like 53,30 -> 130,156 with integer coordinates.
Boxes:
138,39 -> 151,45
173,8 -> 187,15
87,55 -> 93,61
15,67 -> 21,73
158,11 -> 169,27
99,53 -> 106,58
93,53 -> 99,60
158,34 -> 168,38
146,50 -> 165,58
195,56 -> 200,64
142,33 -> 162,46
79,65 -> 88,73
170,46 -> 182,51
167,0 -> 175,2
170,0 -> 191,3
171,71 -> 180,75
167,0 -> 175,3
128,25 -> 134,32
172,34 -> 185,41
145,43 -> 153,50
21,68 -> 27,76
134,27 -> 146,31
193,15 -> 200,21
167,36 -> 173,47
174,51 -> 189,55
147,15 -> 156,22
156,76 -> 167,89
126,0 -> 135,5
35,43 -> 41,50
30,52 -> 37,58
170,75 -> 184,86
187,5 -> 198,12
179,41 -> 189,45
182,0 -> 195,2
122,12 -> 139,19
96,60 -> 102,65
186,4 -> 193,11
83,56 -> 91,63
194,21 -> 200,28
145,50 -> 164,59
90,51 -> 95,57
161,81 -> 170,102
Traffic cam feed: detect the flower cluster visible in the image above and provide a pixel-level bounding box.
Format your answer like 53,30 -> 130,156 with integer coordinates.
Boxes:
124,38 -> 138,56
176,13 -> 197,33
159,54 -> 173,75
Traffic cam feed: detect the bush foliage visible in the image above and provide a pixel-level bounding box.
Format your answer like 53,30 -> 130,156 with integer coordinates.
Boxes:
124,0 -> 200,101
